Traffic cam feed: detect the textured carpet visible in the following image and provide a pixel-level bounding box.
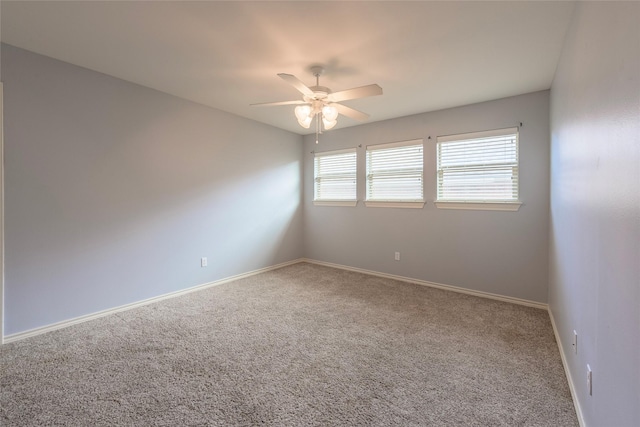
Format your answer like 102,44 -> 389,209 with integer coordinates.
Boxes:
1,262 -> 578,426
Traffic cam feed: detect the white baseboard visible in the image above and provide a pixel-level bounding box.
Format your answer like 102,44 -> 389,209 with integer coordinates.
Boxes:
2,258 -> 304,344
3,257 -> 548,343
548,308 -> 586,427
302,258 -> 548,310
4,256 -> 582,425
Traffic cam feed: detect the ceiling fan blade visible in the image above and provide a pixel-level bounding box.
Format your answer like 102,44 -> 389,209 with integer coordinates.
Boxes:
250,100 -> 306,107
329,84 -> 383,102
278,73 -> 314,97
334,103 -> 370,121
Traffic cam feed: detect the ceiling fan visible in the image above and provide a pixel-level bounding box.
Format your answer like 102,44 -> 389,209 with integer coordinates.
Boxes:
251,65 -> 382,141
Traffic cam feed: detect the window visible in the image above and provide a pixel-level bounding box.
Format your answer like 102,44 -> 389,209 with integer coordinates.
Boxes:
314,148 -> 357,206
365,139 -> 424,208
436,127 -> 521,211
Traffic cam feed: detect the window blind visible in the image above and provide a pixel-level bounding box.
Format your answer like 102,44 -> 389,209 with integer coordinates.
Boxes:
437,128 -> 519,202
314,148 -> 357,201
366,140 -> 424,202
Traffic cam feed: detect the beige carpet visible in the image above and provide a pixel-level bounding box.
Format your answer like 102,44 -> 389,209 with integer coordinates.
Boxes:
1,262 -> 578,426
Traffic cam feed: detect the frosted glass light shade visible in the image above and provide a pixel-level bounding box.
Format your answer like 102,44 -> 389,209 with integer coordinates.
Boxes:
298,116 -> 313,129
322,105 -> 338,121
322,117 -> 337,130
295,105 -> 312,121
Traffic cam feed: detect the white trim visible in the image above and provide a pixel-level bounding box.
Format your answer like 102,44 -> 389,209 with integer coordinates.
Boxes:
437,127 -> 519,143
549,309 -> 586,427
302,258 -> 547,310
314,147 -> 356,157
0,82 -> 4,344
313,200 -> 357,207
4,253 -> 581,426
314,148 -> 357,202
2,258 -> 304,344
3,257 -> 550,343
365,201 -> 425,209
435,201 -> 522,211
366,138 -> 423,151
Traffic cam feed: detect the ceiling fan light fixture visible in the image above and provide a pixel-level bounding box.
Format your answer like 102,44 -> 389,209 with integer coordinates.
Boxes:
251,67 -> 382,138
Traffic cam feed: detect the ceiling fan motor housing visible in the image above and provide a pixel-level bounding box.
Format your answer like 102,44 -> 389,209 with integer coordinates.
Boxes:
305,86 -> 331,101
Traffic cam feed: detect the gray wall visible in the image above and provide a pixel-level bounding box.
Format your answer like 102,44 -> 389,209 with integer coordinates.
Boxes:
303,91 -> 550,303
2,44 -> 303,336
549,3 -> 640,427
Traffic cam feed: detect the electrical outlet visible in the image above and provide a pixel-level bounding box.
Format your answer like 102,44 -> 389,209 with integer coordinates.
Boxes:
395,252 -> 400,261
573,330 -> 578,354
201,257 -> 208,267
587,364 -> 592,396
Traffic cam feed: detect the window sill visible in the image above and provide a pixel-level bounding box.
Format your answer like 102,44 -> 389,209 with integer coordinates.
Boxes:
434,201 -> 522,211
365,201 -> 425,209
313,200 -> 358,207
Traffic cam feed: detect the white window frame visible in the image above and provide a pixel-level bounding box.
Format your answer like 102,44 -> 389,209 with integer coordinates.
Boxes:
365,139 -> 425,209
435,127 -> 522,211
313,148 -> 357,207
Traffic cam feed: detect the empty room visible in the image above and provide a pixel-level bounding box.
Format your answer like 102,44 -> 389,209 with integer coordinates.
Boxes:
0,1 -> 638,426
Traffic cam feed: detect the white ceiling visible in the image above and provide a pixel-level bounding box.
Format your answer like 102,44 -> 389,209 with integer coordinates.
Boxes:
1,1 -> 575,135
